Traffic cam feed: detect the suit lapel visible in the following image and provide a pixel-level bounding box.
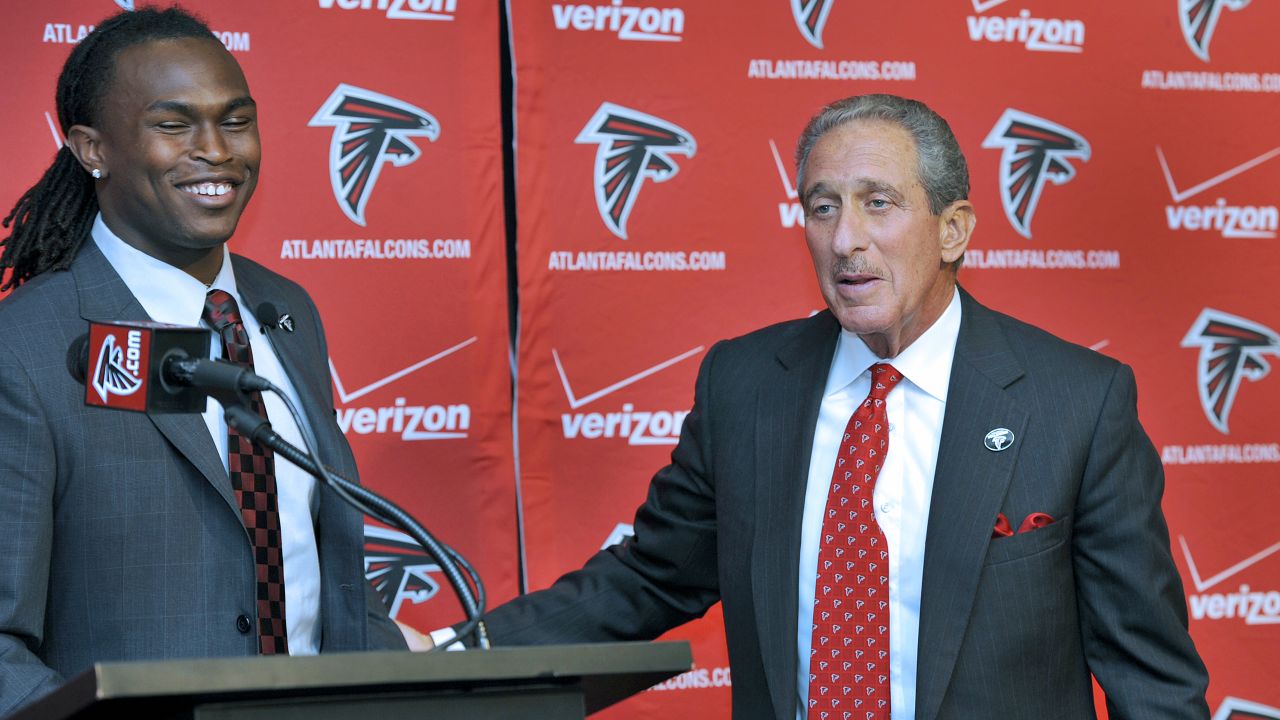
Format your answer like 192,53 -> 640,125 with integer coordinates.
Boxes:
751,312 -> 840,720
914,291 -> 1028,720
72,242 -> 236,514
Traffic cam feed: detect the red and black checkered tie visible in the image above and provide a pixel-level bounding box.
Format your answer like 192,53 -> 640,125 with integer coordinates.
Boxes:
808,363 -> 903,720
203,289 -> 289,655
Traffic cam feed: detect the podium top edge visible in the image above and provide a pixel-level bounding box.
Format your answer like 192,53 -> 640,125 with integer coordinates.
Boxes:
85,640 -> 693,700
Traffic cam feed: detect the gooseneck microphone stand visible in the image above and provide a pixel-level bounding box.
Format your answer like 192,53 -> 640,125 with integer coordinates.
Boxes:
215,385 -> 490,651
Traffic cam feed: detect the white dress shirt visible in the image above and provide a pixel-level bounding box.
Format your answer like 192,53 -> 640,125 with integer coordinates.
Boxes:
796,289 -> 961,719
92,214 -> 322,655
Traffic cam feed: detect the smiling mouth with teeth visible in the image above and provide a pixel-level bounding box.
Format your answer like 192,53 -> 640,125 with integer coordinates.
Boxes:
181,182 -> 233,196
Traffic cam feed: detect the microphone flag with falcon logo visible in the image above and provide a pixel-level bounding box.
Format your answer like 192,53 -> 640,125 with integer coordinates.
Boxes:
982,108 -> 1090,239
91,333 -> 143,404
576,102 -> 696,240
791,0 -> 836,49
1180,0 -> 1251,62
309,84 -> 439,227
1182,308 -> 1280,434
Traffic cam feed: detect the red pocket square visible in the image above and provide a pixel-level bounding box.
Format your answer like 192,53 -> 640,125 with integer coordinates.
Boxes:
1017,512 -> 1054,534
992,513 -> 1013,538
993,512 -> 1054,539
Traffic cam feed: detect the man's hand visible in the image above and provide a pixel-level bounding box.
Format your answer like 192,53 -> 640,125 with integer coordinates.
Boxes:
394,620 -> 436,652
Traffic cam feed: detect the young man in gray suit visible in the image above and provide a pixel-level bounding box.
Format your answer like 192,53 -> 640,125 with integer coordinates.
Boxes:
454,95 -> 1210,719
0,8 -> 405,715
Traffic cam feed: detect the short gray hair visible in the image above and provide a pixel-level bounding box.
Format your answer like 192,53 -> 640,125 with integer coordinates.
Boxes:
795,94 -> 969,216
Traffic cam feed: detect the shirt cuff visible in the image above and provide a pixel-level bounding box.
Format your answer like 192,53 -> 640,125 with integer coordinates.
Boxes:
428,627 -> 465,651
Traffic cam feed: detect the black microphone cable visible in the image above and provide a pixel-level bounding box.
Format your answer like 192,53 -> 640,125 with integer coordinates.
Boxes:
221,385 -> 490,650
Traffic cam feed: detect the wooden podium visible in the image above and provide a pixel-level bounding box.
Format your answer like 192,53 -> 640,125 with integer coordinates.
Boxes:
8,641 -> 693,720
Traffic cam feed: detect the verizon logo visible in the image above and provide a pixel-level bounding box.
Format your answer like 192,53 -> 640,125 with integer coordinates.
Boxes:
1158,144 -> 1280,239
965,0 -> 1084,53
551,0 -> 684,42
331,337 -> 475,441
317,0 -> 457,21
561,403 -> 689,445
1181,534 -> 1280,625
770,139 -> 804,229
555,345 -> 701,445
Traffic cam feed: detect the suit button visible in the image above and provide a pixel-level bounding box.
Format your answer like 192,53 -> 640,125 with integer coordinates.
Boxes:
236,614 -> 253,634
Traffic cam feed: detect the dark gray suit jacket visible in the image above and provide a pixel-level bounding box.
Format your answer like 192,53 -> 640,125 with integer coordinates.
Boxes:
0,242 -> 405,716
479,289 -> 1209,720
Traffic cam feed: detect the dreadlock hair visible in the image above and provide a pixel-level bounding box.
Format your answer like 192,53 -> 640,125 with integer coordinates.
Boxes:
0,6 -> 215,290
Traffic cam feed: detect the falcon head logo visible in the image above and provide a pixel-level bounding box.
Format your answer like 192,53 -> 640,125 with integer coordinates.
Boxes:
364,525 -> 442,618
576,102 -> 696,240
309,84 -> 440,227
1180,0 -> 1250,62
791,0 -> 836,49
982,109 -> 1090,239
1181,308 -> 1280,434
91,333 -> 143,404
1212,696 -> 1280,720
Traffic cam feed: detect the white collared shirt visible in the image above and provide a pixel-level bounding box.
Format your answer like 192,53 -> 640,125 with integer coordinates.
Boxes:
796,289 -> 962,720
92,214 -> 322,655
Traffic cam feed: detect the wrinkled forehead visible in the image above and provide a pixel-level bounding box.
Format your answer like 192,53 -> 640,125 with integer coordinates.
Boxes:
803,119 -> 923,195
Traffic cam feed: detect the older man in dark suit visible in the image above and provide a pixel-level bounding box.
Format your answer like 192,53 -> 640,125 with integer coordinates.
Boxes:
0,8 -> 404,716
462,94 -> 1210,719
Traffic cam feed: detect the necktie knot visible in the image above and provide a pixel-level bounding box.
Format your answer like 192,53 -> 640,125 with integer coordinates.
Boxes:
867,363 -> 903,403
203,289 -> 243,332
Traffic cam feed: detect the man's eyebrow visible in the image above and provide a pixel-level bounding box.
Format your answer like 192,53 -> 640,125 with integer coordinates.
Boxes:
801,179 -> 906,203
144,96 -> 257,114
801,181 -> 831,203
856,179 -> 906,202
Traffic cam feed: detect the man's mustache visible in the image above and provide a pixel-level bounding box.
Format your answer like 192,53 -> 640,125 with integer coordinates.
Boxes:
831,257 -> 886,279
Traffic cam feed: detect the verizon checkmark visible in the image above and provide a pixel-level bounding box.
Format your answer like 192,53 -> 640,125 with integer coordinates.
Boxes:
1157,144 -> 1280,203
769,139 -> 799,200
553,345 -> 703,410
329,336 -> 477,404
1179,534 -> 1280,593
971,0 -> 1011,13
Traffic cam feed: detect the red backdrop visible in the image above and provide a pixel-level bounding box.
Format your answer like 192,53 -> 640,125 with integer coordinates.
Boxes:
2,1 -> 1278,718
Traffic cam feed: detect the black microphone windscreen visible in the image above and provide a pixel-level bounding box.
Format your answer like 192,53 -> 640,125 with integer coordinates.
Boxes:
67,334 -> 90,385
254,302 -> 280,329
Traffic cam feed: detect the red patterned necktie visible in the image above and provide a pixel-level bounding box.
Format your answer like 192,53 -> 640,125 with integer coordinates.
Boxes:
808,363 -> 903,720
203,289 -> 289,655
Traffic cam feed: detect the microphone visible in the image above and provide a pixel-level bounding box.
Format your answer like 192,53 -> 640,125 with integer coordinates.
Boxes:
165,355 -> 272,394
70,321 -> 272,414
255,302 -> 295,333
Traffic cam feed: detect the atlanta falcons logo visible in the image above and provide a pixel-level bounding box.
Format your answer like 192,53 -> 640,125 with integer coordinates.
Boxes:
364,525 -> 442,618
1181,308 -> 1280,434
576,102 -> 696,240
1212,696 -> 1280,720
91,334 -> 142,404
1180,0 -> 1250,62
791,0 -> 836,49
309,84 -> 439,227
982,109 -> 1090,239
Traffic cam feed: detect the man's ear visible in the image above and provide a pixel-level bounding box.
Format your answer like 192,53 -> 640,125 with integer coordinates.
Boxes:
65,125 -> 106,178
938,200 -> 976,264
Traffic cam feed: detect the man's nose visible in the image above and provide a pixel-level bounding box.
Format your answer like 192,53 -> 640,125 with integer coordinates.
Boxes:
191,124 -> 231,164
831,208 -> 869,257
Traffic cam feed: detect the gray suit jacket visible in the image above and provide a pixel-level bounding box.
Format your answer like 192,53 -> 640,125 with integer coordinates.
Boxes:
0,242 -> 405,716
478,289 -> 1209,720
